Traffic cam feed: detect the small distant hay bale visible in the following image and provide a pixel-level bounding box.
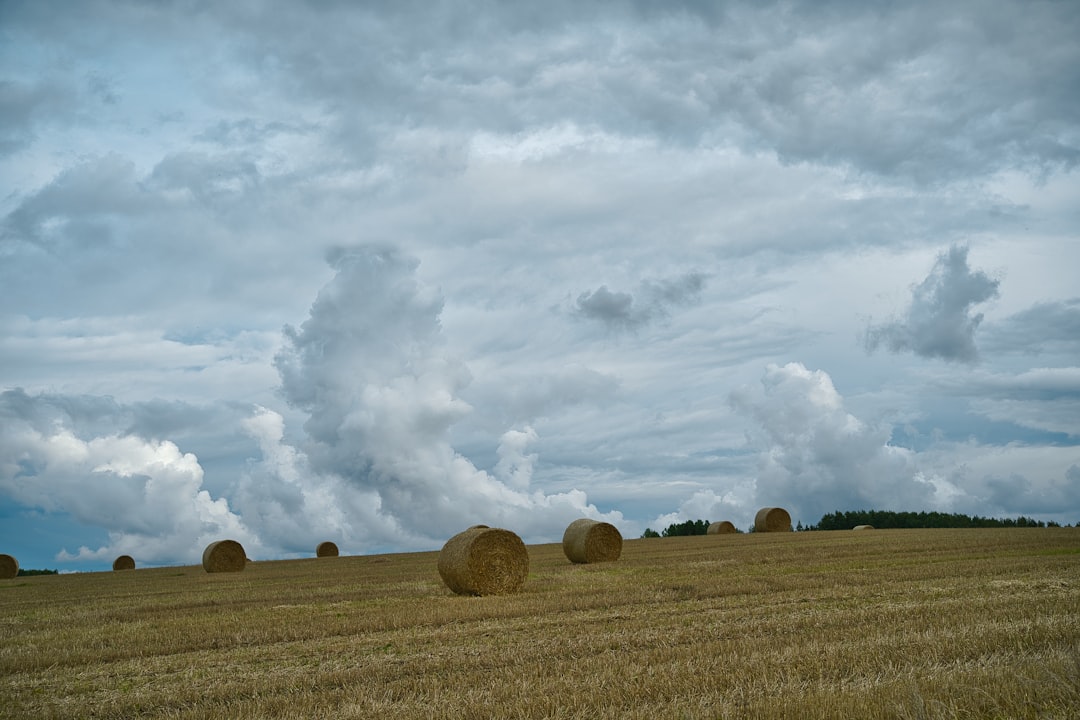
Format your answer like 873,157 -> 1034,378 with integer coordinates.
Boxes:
707,521 -> 737,535
112,555 -> 135,571
562,518 -> 623,564
437,526 -> 528,596
202,540 -> 247,573
316,541 -> 339,557
853,525 -> 875,531
754,507 -> 792,533
0,554 -> 18,579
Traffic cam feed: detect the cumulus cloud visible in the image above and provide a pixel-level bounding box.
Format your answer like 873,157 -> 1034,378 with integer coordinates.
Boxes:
575,272 -> 706,330
731,362 -> 961,524
269,245 -> 623,546
0,390 -> 257,564
865,245 -> 1000,363
648,485 -> 756,534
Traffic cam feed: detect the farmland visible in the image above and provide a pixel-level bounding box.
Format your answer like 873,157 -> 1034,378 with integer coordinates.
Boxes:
1,528 -> 1078,719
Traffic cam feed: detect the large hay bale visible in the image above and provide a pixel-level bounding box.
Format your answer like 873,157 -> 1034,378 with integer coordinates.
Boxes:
562,518 -> 623,564
316,541 -> 339,557
754,507 -> 792,533
0,554 -> 18,579
853,524 -> 875,531
202,540 -> 247,573
112,555 -> 135,571
437,526 -> 528,596
707,521 -> 737,535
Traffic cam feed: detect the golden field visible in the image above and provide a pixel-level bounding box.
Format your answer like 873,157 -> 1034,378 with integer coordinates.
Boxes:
1,528 -> 1078,719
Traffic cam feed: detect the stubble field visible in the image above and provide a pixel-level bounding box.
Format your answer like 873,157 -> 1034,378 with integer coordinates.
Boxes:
1,528 -> 1078,719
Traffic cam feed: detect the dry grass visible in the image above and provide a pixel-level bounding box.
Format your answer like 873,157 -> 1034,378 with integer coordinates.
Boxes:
2,528 -> 1078,719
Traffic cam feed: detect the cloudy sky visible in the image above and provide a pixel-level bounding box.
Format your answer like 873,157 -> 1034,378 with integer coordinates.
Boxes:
2,0 -> 1078,571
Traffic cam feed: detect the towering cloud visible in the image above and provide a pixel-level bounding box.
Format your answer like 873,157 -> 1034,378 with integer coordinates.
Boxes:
866,245 -> 1000,363
264,245 -> 621,548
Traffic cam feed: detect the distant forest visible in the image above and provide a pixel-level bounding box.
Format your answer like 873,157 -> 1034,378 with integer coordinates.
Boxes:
641,519 -> 712,538
642,511 -> 1069,538
808,510 -> 1065,530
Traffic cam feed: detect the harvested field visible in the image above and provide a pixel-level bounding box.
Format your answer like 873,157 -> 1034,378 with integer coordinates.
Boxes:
1,528 -> 1078,719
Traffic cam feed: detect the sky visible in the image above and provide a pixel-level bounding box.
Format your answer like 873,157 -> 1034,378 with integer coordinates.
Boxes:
2,0 -> 1078,572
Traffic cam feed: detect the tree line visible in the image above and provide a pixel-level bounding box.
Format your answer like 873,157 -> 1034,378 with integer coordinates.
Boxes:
642,511 -> 1071,538
641,519 -> 713,538
807,510 -> 1064,530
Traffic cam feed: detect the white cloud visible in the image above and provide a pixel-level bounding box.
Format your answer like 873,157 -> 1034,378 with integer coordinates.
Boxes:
731,362 -> 949,524
0,403 -> 258,565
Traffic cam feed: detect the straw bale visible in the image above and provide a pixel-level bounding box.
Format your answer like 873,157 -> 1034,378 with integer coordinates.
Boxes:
853,524 -> 875,530
112,555 -> 135,571
707,521 -> 737,535
437,526 -> 528,596
202,539 -> 247,573
562,518 -> 623,564
316,541 -> 339,557
754,507 -> 792,532
0,553 -> 18,579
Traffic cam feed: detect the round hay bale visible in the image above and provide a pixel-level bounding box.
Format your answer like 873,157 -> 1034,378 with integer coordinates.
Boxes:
707,520 -> 737,535
0,554 -> 18,579
853,524 -> 875,531
437,526 -> 528,596
112,555 -> 135,571
562,518 -> 623,564
754,507 -> 792,533
202,540 -> 247,573
316,541 -> 339,558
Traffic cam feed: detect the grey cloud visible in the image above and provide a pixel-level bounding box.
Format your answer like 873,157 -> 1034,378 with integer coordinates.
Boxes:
195,119 -> 309,147
983,465 -> 1080,517
489,365 -> 621,424
0,79 -> 71,156
7,1 -> 1076,185
983,299 -> 1080,355
575,272 -> 706,330
2,154 -> 159,248
865,245 -> 1000,363
148,151 -> 263,205
202,0 -> 1080,182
